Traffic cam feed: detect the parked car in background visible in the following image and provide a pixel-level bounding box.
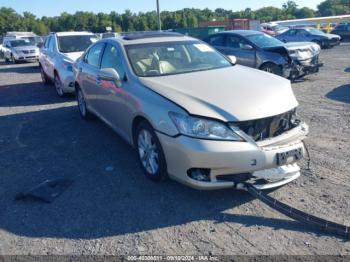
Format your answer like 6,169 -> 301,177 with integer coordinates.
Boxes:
276,27 -> 341,48
261,23 -> 289,36
39,31 -> 98,97
73,32 -> 308,190
3,39 -> 39,63
331,23 -> 350,41
203,30 -> 322,80
3,32 -> 43,48
101,32 -> 120,39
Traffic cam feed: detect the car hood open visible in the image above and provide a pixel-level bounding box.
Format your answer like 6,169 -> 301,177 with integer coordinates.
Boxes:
139,65 -> 298,122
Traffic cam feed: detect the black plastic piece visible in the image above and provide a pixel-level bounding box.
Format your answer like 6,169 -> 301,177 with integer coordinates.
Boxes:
15,178 -> 73,203
246,184 -> 350,239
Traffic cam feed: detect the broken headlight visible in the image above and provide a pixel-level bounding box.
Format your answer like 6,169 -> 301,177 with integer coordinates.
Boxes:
169,112 -> 244,141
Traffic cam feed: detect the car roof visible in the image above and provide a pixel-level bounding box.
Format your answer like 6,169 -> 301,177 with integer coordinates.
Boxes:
54,31 -> 96,37
111,31 -> 196,45
217,30 -> 264,36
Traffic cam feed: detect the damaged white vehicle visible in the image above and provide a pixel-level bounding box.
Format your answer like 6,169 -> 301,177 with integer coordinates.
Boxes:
74,32 -> 309,190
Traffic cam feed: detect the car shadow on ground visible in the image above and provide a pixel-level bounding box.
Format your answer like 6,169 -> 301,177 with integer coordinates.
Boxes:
0,103 -> 334,240
0,81 -> 75,106
0,62 -> 39,74
326,84 -> 350,104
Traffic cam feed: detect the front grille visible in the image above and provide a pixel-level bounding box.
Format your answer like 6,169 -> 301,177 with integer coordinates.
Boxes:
232,109 -> 299,142
22,50 -> 36,54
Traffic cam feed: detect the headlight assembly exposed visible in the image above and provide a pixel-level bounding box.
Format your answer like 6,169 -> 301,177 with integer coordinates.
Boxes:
169,112 -> 244,141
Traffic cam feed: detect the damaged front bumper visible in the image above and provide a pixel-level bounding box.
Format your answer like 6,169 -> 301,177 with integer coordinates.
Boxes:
157,121 -> 309,190
288,56 -> 323,80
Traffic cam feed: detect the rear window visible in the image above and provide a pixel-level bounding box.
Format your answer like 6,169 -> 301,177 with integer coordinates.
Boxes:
57,35 -> 98,53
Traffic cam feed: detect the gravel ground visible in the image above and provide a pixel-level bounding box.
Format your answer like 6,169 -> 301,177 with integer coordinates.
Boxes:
0,43 -> 349,256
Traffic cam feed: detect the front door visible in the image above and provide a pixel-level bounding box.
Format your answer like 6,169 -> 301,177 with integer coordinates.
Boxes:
223,35 -> 256,68
97,43 -> 128,138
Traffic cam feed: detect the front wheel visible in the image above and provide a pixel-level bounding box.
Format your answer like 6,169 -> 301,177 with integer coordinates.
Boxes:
11,54 -> 17,64
40,66 -> 50,85
135,121 -> 167,182
260,63 -> 282,76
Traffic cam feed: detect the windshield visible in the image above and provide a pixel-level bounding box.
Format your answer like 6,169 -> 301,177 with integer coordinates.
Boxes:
306,28 -> 326,35
21,36 -> 43,46
10,40 -> 32,47
126,41 -> 231,77
58,35 -> 98,53
246,33 -> 283,48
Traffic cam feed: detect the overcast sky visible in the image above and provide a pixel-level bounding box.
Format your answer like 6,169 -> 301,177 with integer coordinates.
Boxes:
0,0 -> 322,17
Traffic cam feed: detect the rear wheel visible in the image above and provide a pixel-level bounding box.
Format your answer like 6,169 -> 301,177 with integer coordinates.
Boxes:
135,121 -> 167,182
260,63 -> 282,76
54,73 -> 67,97
11,54 -> 17,64
40,66 -> 50,85
76,87 -> 95,120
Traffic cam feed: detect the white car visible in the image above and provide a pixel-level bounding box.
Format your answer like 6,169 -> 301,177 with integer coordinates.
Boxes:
39,32 -> 98,97
3,39 -> 39,63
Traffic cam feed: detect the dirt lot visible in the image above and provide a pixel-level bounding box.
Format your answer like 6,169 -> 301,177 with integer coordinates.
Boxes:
0,43 -> 349,256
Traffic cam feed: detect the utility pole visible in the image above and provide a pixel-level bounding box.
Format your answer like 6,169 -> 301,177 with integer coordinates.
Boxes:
156,0 -> 161,31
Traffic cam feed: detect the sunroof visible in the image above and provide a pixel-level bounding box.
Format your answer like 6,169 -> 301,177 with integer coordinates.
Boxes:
123,31 -> 184,40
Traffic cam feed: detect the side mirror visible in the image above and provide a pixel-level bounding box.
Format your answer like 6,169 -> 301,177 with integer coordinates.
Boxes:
241,44 -> 254,50
98,68 -> 122,87
227,55 -> 237,65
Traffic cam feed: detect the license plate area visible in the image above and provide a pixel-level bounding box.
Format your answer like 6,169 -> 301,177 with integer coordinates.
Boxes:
276,148 -> 303,165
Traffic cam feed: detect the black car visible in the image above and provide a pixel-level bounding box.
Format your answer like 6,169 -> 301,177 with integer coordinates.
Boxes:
276,27 -> 341,48
331,23 -> 350,41
203,30 -> 322,80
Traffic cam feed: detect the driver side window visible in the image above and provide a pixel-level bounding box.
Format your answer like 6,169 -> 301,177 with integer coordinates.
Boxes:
226,35 -> 249,49
296,30 -> 308,37
100,44 -> 125,78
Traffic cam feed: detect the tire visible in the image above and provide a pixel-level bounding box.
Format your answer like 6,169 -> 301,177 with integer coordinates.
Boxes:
54,73 -> 67,97
135,121 -> 167,182
312,40 -> 323,49
11,54 -> 17,64
76,87 -> 95,120
260,63 -> 282,76
40,65 -> 50,85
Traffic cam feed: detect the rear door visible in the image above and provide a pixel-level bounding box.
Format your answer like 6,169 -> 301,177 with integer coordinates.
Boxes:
295,29 -> 310,42
204,34 -> 226,54
279,29 -> 296,42
40,36 -> 51,74
45,36 -> 57,79
223,34 -> 256,67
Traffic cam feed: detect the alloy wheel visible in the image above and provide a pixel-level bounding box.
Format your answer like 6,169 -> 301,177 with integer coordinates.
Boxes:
77,89 -> 87,117
137,129 -> 159,175
54,75 -> 64,97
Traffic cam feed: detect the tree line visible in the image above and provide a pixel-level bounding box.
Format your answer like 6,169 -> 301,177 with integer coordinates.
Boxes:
0,0 -> 349,36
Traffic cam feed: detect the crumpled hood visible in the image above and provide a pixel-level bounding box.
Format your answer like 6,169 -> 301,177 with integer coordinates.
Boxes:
61,52 -> 84,62
139,66 -> 298,122
283,42 -> 320,60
